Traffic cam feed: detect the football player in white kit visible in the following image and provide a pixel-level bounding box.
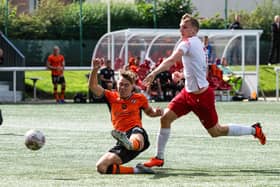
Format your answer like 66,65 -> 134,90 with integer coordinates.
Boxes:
143,13 -> 266,168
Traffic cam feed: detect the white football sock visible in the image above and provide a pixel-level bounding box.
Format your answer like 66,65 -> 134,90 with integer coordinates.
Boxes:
133,167 -> 140,174
227,124 -> 255,136
156,128 -> 170,160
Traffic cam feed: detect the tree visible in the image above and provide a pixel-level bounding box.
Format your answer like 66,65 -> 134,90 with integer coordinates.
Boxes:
157,0 -> 195,28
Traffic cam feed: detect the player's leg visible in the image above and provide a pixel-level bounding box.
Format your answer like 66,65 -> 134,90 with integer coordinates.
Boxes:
98,128 -> 154,174
52,75 -> 60,102
193,87 -> 266,144
207,122 -> 266,145
144,89 -> 191,167
111,127 -> 152,153
96,152 -> 153,174
96,152 -> 123,174
60,76 -> 66,103
143,109 -> 177,168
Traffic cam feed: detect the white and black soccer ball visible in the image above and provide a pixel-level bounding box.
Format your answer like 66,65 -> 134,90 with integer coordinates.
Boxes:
24,129 -> 45,151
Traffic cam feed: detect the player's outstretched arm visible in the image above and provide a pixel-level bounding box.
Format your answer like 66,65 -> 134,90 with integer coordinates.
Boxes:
144,106 -> 163,117
143,50 -> 183,87
88,58 -> 105,97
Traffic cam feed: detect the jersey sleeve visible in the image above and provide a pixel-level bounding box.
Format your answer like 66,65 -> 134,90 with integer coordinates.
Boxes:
176,40 -> 190,55
104,90 -> 117,103
139,94 -> 149,109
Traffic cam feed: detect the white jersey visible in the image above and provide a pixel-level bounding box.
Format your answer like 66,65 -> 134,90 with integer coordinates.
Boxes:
176,36 -> 209,92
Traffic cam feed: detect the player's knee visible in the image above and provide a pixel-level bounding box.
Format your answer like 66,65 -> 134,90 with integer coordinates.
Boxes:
160,112 -> 175,128
160,115 -> 170,128
207,124 -> 226,138
96,162 -> 107,174
208,131 -> 219,138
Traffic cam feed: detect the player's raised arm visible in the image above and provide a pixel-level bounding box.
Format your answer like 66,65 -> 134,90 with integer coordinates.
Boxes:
143,49 -> 183,87
88,58 -> 104,97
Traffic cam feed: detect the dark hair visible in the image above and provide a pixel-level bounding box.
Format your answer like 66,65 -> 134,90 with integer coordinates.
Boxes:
181,13 -> 200,32
120,70 -> 136,84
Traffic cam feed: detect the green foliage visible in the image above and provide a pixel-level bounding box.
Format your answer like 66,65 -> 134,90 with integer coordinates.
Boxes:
200,14 -> 225,29
3,0 -> 280,40
3,0 -> 194,39
157,0 -> 194,28
136,1 -> 154,27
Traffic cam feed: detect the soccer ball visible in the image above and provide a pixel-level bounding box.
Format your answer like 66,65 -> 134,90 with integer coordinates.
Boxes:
24,129 -> 45,150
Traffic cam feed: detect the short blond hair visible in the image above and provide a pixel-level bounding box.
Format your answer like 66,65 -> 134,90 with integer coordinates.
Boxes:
181,13 -> 199,32
119,70 -> 136,84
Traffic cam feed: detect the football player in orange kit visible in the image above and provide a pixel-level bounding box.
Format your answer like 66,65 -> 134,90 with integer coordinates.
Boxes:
46,46 -> 66,103
89,58 -> 162,174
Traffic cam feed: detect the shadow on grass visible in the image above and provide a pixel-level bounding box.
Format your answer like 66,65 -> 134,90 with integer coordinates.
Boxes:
52,178 -> 79,181
151,168 -> 280,179
0,133 -> 24,136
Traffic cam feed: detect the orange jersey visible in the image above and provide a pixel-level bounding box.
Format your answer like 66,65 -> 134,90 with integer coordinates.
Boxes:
104,90 -> 149,132
47,54 -> 65,76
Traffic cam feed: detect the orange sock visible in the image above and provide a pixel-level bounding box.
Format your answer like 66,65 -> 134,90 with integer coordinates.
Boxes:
131,137 -> 141,151
54,91 -> 59,101
61,85 -> 65,100
54,86 -> 59,101
111,164 -> 134,174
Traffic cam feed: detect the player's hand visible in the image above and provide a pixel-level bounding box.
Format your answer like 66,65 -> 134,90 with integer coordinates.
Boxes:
154,107 -> 163,117
92,58 -> 103,70
143,72 -> 156,88
57,66 -> 63,71
172,71 -> 183,83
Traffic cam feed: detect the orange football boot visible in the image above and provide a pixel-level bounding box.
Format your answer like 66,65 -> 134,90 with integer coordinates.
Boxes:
252,123 -> 266,145
143,157 -> 164,168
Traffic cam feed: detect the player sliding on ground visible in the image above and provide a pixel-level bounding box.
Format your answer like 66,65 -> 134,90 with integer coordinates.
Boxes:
143,13 -> 266,168
89,58 -> 162,174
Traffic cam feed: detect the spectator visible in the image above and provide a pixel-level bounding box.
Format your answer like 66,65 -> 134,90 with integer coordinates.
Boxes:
129,57 -> 138,73
46,46 -> 66,103
229,14 -> 243,29
135,56 -> 141,66
0,48 -> 4,64
147,77 -> 163,101
218,57 -> 233,76
100,60 -> 116,90
172,71 -> 185,95
203,36 -> 213,64
156,71 -> 175,101
170,61 -> 183,73
268,15 -> 280,65
218,57 -> 242,93
228,14 -> 243,65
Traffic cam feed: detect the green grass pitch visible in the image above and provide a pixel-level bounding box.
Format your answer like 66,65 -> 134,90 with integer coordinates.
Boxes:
0,102 -> 279,186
